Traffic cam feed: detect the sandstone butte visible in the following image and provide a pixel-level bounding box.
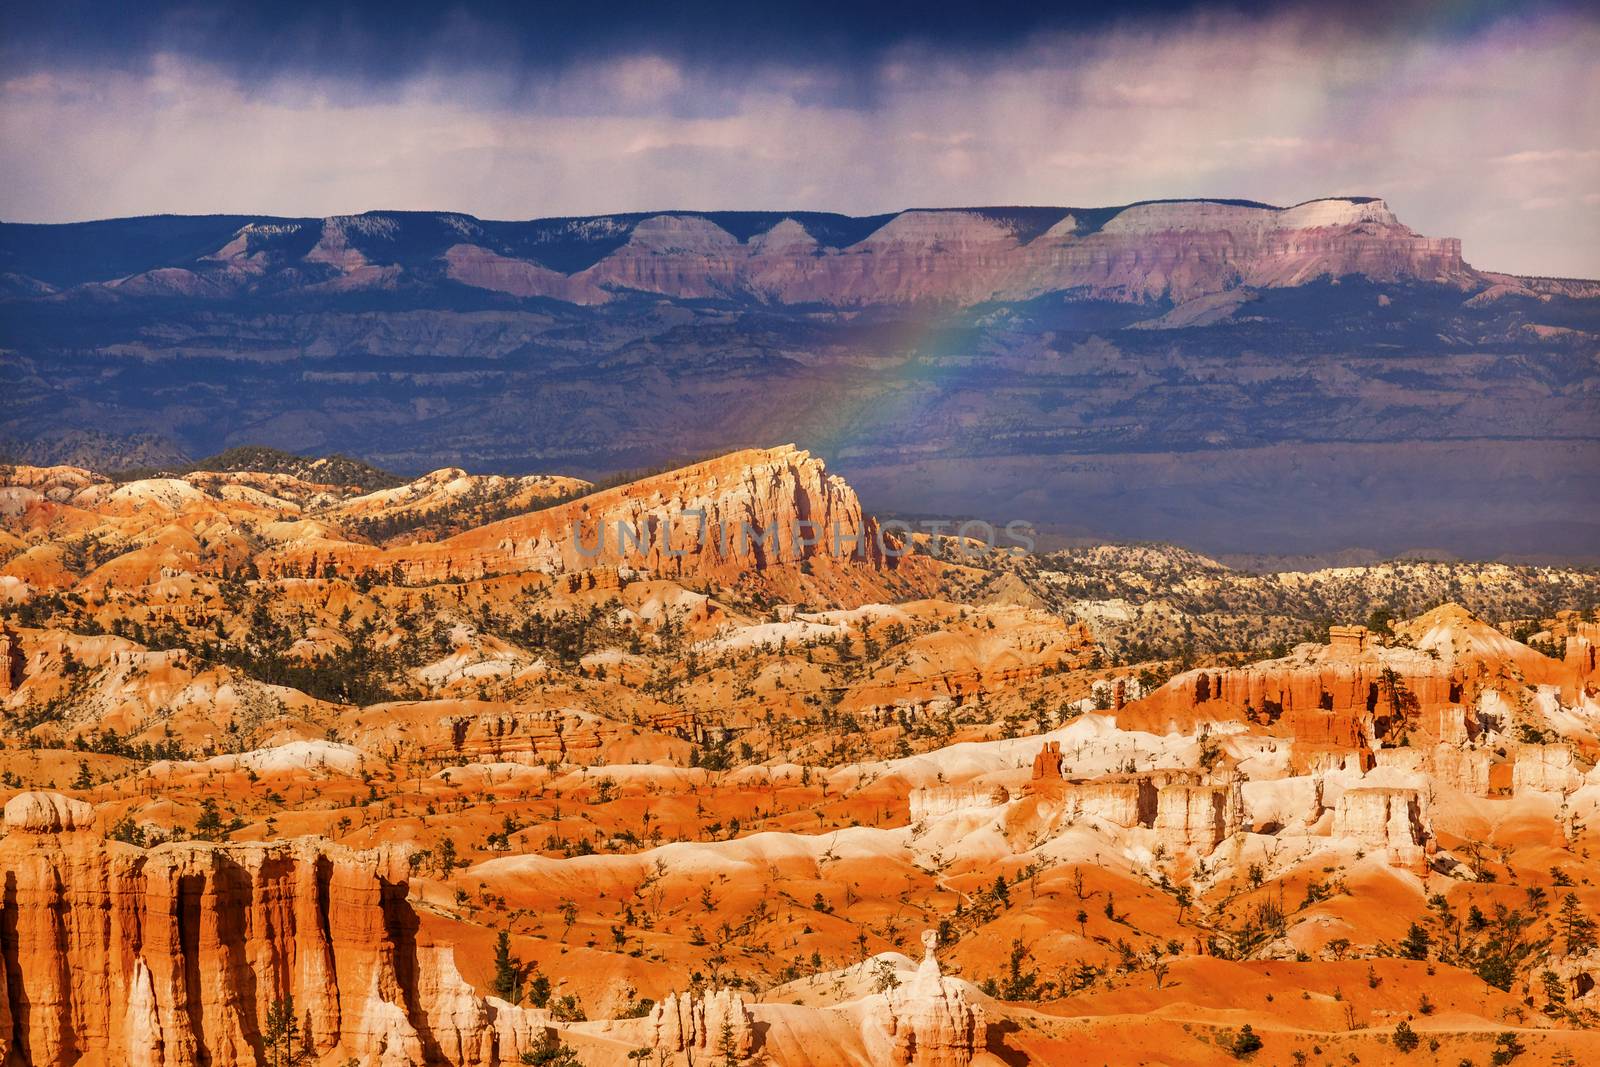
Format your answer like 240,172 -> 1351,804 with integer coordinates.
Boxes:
253,445 -> 901,587
2,449 -> 1600,1065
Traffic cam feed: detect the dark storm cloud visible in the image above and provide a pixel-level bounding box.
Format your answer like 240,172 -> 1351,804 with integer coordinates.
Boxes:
1,1 -> 1576,87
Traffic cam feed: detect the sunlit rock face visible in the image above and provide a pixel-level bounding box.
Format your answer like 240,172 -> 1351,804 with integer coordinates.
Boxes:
1331,786 -> 1430,870
258,444 -> 896,588
0,806 -> 509,1067
648,988 -> 756,1058
862,931 -> 988,1067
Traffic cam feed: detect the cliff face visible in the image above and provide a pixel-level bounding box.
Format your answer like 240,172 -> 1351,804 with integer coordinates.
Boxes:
0,796 -> 1002,1067
1330,787 -> 1429,870
0,798 -> 538,1067
648,988 -> 756,1058
1118,654 -> 1459,752
7,198 -> 1471,307
259,444 -> 896,586
1120,608 -> 1584,757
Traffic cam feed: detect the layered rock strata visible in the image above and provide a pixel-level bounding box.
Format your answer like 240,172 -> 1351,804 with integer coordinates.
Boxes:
648,988 -> 757,1059
1330,787 -> 1430,870
259,446 -> 894,587
0,794 -> 546,1067
66,198 -> 1473,308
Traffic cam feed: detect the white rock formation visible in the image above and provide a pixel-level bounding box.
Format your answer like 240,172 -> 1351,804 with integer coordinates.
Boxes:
1332,787 -> 1429,869
864,930 -> 987,1067
4,791 -> 94,833
649,987 -> 756,1058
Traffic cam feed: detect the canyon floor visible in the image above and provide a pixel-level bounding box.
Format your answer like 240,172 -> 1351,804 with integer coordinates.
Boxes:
2,447 -> 1599,1066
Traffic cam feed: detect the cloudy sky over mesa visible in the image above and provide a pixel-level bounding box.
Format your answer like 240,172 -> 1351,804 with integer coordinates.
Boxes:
2,0 -> 1597,275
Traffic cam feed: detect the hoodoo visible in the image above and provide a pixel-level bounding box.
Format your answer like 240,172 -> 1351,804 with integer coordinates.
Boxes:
2,456 -> 1598,1065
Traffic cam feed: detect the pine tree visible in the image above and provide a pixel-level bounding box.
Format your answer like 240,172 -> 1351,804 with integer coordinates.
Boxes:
520,1030 -> 582,1066
1399,922 -> 1432,960
1229,1023 -> 1262,1057
262,995 -> 306,1067
492,930 -> 524,1002
195,797 -> 225,841
436,836 -> 458,876
1557,892 -> 1596,956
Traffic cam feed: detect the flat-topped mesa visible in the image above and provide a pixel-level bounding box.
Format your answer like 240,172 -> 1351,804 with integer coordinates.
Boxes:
456,197 -> 1473,306
1015,761 -> 1243,853
1118,613 -> 1500,757
39,197 -> 1477,309
1120,652 -> 1459,758
258,445 -> 893,586
1120,606 -> 1585,772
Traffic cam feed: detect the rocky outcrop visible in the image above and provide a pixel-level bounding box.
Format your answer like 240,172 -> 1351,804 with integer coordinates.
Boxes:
1021,760 -> 1236,850
429,707 -> 632,766
259,445 -> 898,588
840,615 -> 1097,717
1513,745 -> 1590,794
0,622 -> 21,693
4,790 -> 93,832
0,796 -> 532,1067
648,988 -> 757,1059
910,784 -> 1010,821
1373,746 -> 1492,796
1121,607 -> 1578,753
1331,787 -> 1429,870
1121,654 -> 1458,748
1030,740 -> 1064,781
1058,776 -> 1159,828
1154,781 -> 1245,853
1559,617 -> 1600,702
864,931 -> 987,1067
1328,625 -> 1371,656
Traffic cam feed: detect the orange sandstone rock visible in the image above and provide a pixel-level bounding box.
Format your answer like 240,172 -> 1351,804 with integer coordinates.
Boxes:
0,797 -> 534,1067
648,988 -> 756,1058
0,621 -> 21,693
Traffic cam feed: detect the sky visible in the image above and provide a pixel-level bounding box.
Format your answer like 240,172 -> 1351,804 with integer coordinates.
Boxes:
2,1 -> 1597,276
